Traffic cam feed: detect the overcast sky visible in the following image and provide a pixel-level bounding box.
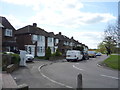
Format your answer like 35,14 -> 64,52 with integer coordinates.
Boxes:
0,0 -> 118,49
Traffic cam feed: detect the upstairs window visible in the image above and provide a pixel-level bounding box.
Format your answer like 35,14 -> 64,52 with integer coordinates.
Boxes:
5,29 -> 12,37
48,37 -> 53,43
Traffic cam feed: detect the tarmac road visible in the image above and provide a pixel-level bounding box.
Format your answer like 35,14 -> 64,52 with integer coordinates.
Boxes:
40,55 -> 119,88
11,55 -> 119,89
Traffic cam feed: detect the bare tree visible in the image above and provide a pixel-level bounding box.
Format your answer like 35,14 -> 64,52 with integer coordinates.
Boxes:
103,22 -> 120,54
104,22 -> 119,45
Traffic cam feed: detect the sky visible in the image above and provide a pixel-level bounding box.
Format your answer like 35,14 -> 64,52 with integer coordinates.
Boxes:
0,0 -> 118,49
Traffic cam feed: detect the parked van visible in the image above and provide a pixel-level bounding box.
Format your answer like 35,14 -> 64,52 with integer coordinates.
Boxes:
66,50 -> 83,62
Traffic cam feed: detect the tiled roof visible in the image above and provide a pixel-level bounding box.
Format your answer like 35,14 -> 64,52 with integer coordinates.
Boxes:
15,25 -> 48,36
0,16 -> 15,30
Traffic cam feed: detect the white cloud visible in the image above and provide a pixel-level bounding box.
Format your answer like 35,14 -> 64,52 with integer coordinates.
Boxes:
1,0 -> 116,28
1,0 -> 116,48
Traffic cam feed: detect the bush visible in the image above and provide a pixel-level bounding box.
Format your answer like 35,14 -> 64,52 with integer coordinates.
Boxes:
55,49 -> 62,56
51,49 -> 62,57
11,54 -> 20,64
51,52 -> 56,57
45,47 -> 51,60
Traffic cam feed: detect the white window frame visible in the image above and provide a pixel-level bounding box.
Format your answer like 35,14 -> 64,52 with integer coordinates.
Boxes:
37,46 -> 45,53
55,39 -> 59,45
5,29 -> 12,37
48,37 -> 53,43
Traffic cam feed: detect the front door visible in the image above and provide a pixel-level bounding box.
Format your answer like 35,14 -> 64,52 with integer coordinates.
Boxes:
25,45 -> 35,56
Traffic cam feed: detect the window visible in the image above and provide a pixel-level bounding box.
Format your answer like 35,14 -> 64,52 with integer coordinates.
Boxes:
5,29 -> 12,37
32,35 -> 37,41
37,46 -> 45,53
38,36 -> 44,42
48,37 -> 53,43
55,39 -> 59,44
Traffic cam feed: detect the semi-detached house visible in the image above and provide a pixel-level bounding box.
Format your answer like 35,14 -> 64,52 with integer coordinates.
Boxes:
15,23 -> 88,57
0,16 -> 17,52
15,23 -> 48,56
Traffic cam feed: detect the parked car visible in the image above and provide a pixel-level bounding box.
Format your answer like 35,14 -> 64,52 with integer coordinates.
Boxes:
82,52 -> 89,60
25,54 -> 34,62
66,50 -> 83,62
96,52 -> 102,56
5,52 -> 15,54
88,51 -> 96,58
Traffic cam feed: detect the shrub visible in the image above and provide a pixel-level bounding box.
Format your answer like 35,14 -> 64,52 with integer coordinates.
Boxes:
51,52 -> 56,57
55,49 -> 62,56
45,47 -> 51,60
11,54 -> 20,64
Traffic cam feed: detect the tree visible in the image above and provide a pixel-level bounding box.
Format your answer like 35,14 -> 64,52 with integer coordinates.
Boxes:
104,22 -> 119,47
102,22 -> 120,54
97,42 -> 106,54
103,36 -> 117,54
45,47 -> 51,60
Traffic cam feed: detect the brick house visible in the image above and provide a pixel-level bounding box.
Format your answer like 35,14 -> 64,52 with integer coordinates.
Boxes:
0,16 -> 17,52
15,23 -> 88,57
55,32 -> 75,55
15,23 -> 48,56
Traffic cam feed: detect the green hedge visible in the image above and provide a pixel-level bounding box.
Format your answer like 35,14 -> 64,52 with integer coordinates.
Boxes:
10,54 -> 20,64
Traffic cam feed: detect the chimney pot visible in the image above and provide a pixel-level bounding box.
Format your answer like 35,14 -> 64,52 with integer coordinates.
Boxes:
33,23 -> 37,27
59,32 -> 61,35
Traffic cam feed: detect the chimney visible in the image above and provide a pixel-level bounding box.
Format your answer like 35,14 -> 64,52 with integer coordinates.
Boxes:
33,23 -> 37,27
71,36 -> 74,39
59,32 -> 62,35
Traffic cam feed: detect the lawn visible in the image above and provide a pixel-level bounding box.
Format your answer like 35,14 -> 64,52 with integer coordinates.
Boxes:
102,55 -> 120,70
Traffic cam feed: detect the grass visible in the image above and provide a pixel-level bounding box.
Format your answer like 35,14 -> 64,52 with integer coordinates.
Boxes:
102,55 -> 120,70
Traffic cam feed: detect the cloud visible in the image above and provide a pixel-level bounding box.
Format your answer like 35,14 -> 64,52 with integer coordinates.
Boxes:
0,0 -> 117,48
1,0 -> 116,28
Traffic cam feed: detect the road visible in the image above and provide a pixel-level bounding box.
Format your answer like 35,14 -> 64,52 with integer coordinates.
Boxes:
11,55 -> 119,88
40,55 -> 119,88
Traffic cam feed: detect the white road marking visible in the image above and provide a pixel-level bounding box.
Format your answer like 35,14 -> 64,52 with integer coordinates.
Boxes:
73,65 -> 84,71
38,65 -> 73,88
101,74 -> 119,80
97,64 -> 101,67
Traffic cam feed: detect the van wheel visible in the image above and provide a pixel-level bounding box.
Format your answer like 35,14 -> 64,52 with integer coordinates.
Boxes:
67,60 -> 70,62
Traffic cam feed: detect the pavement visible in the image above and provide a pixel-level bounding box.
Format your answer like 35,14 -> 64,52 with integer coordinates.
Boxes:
2,72 -> 18,88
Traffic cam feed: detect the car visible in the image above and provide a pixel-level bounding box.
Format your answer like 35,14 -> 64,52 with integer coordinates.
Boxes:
88,51 -> 96,58
25,54 -> 34,62
82,52 -> 89,60
66,50 -> 83,62
96,52 -> 102,56
5,52 -> 15,54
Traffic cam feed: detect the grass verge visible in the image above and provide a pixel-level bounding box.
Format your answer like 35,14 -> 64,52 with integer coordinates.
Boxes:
102,55 -> 120,70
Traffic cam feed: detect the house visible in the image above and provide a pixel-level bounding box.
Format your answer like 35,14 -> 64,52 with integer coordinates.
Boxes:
0,16 -> 17,52
15,23 -> 88,57
15,23 -> 48,57
55,32 -> 75,55
47,32 -> 55,54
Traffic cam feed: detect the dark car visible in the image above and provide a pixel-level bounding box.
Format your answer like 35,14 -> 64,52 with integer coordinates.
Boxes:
82,52 -> 89,60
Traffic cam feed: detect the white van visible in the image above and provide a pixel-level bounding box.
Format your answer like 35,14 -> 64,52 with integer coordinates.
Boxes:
66,50 -> 83,62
